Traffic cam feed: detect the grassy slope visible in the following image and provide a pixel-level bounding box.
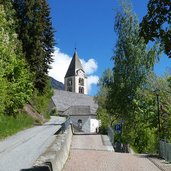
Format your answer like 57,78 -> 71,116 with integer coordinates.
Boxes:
0,112 -> 34,139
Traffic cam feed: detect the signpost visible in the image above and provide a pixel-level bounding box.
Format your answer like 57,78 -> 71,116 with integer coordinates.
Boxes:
115,124 -> 122,133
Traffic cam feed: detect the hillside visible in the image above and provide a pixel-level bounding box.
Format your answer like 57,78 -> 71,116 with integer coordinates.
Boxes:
49,76 -> 64,90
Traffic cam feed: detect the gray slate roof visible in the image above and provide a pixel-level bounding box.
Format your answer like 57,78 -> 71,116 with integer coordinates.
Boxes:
63,106 -> 91,116
65,51 -> 84,78
52,90 -> 98,115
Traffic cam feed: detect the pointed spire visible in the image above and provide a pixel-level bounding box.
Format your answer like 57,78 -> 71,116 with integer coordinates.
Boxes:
65,49 -> 84,78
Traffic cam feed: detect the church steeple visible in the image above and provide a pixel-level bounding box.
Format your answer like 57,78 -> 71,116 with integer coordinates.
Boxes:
64,50 -> 87,94
65,50 -> 84,78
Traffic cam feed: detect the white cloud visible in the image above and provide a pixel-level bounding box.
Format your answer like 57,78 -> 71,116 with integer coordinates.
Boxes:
81,59 -> 98,75
87,75 -> 99,93
48,47 -> 99,94
48,47 -> 71,83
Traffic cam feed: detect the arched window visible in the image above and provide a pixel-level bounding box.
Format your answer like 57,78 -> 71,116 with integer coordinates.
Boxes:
79,78 -> 84,86
78,119 -> 82,129
67,78 -> 72,86
81,87 -> 84,94
79,87 -> 84,94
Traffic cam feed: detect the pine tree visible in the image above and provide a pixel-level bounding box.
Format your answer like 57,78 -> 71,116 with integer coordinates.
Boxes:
13,0 -> 55,93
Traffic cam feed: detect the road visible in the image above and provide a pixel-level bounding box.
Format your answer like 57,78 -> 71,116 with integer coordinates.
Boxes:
63,135 -> 161,171
0,116 -> 65,171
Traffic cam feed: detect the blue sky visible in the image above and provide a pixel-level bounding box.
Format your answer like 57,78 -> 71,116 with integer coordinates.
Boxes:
48,0 -> 171,96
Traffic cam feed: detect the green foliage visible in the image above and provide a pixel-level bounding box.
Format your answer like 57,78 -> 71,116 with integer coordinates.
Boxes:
95,69 -> 113,133
0,112 -> 34,139
140,0 -> 171,57
50,108 -> 58,116
110,5 -> 158,119
0,1 -> 54,139
32,80 -> 53,118
96,3 -> 162,153
13,0 -> 55,93
124,73 -> 171,153
0,3 -> 33,115
97,108 -> 109,134
0,78 -> 7,115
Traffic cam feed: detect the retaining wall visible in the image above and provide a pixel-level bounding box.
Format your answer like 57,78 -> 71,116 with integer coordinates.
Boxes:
31,126 -> 73,171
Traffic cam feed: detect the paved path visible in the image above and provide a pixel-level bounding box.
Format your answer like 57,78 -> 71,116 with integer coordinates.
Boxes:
63,135 -> 161,171
71,134 -> 114,151
0,116 -> 65,171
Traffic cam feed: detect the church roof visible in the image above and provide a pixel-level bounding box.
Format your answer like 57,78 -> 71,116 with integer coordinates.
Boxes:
65,50 -> 84,78
52,90 -> 98,115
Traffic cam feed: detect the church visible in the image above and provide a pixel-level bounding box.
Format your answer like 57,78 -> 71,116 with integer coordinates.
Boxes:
50,50 -> 99,133
64,50 -> 87,94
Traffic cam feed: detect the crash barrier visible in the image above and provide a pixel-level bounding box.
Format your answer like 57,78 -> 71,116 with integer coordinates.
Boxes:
159,140 -> 171,162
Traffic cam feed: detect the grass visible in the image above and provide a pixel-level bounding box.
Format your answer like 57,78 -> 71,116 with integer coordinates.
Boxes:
0,112 -> 34,140
130,145 -> 138,154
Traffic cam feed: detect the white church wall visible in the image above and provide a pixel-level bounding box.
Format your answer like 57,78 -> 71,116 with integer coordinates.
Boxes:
90,119 -> 100,133
70,115 -> 96,133
75,76 -> 79,94
84,77 -> 88,95
74,75 -> 87,94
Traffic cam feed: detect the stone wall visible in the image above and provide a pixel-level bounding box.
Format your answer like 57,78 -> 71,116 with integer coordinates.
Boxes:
33,126 -> 73,171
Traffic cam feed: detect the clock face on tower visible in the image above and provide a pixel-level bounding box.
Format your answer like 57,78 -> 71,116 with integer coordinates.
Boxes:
77,69 -> 84,77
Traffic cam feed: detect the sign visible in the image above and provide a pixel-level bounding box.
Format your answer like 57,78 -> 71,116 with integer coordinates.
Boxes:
115,124 -> 122,133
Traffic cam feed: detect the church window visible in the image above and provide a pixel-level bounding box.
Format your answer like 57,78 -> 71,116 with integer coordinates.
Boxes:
67,78 -> 72,86
67,87 -> 72,92
79,78 -> 84,86
79,87 -> 84,94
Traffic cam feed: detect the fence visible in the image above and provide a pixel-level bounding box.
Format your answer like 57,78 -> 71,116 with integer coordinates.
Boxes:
159,140 -> 171,162
108,126 -> 114,145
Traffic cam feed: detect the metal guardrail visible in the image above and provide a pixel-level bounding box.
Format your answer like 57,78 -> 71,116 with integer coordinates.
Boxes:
159,140 -> 171,162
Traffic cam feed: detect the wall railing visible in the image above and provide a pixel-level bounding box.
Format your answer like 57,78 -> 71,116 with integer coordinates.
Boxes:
159,140 -> 171,162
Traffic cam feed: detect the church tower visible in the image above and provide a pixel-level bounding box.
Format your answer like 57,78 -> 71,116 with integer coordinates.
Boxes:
64,50 -> 87,94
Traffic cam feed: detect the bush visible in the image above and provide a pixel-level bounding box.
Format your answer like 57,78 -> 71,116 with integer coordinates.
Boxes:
32,80 -> 53,119
50,108 -> 58,116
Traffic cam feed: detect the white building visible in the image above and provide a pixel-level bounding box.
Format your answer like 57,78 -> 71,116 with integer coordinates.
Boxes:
64,50 -> 87,94
50,50 -> 100,133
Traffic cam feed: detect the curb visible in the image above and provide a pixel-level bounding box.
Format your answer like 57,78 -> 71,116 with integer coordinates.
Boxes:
148,157 -> 166,171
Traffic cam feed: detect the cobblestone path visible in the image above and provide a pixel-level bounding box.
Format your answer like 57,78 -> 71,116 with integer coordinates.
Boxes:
63,135 -> 161,171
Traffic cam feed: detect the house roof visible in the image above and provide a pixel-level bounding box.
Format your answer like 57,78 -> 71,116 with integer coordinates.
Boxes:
62,106 -> 94,116
65,50 -> 84,78
52,90 -> 98,115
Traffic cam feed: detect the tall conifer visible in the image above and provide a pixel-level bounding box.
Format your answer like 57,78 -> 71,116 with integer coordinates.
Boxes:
13,0 -> 55,92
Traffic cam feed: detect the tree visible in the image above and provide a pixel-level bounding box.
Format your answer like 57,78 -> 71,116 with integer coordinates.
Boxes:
0,1 -> 33,115
140,0 -> 171,57
13,0 -> 55,92
95,69 -> 114,133
109,5 -> 158,120
132,72 -> 171,152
